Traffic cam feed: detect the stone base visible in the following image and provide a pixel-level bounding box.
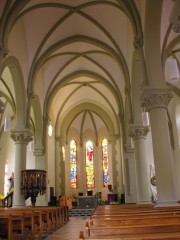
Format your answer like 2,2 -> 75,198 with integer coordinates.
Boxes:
154,201 -> 180,207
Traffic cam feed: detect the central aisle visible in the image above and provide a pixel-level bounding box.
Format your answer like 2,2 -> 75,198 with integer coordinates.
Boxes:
45,216 -> 89,240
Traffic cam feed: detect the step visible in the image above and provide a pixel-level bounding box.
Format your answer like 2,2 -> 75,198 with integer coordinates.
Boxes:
68,207 -> 94,217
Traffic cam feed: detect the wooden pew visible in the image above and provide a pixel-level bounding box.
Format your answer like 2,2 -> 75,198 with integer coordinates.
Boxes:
87,222 -> 180,235
90,214 -> 180,227
93,205 -> 180,216
79,204 -> 180,240
0,213 -> 24,240
79,230 -> 180,239
0,206 -> 68,239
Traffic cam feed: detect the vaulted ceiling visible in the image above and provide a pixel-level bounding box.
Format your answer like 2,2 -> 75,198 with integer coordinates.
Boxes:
0,0 -> 180,140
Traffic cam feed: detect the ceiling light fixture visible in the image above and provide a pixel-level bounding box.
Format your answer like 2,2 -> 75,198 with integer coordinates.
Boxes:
165,58 -> 179,82
48,124 -> 53,137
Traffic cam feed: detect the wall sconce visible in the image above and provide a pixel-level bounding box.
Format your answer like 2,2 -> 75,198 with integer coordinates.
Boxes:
142,112 -> 149,126
62,146 -> 65,161
165,58 -> 179,82
4,117 -> 11,132
108,184 -> 113,192
48,124 -> 53,137
131,138 -> 134,148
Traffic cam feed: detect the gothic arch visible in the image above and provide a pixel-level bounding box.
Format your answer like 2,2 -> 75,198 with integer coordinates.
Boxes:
1,56 -> 26,129
59,102 -> 116,139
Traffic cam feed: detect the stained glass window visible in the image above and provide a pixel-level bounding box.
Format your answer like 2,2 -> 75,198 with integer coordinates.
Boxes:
70,140 -> 77,189
85,140 -> 95,188
102,138 -> 109,187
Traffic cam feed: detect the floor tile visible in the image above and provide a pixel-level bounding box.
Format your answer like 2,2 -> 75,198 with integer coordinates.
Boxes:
44,216 -> 89,240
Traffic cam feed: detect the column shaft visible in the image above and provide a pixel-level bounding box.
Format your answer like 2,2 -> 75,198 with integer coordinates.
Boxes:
129,125 -> 151,203
150,108 -> 176,203
11,130 -> 32,207
13,143 -> 27,207
141,87 -> 177,205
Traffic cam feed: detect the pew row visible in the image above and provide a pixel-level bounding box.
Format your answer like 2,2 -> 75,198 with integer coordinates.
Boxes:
93,204 -> 180,216
0,206 -> 68,240
79,204 -> 180,240
79,230 -> 180,239
89,215 -> 180,227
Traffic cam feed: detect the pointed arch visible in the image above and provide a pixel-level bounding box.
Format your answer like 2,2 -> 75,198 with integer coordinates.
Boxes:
30,95 -> 44,154
59,102 -> 116,138
1,56 -> 26,129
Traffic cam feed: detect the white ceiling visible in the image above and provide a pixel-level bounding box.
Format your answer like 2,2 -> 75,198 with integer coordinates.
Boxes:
0,0 -> 180,138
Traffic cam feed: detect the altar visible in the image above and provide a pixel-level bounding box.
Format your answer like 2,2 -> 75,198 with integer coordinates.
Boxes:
78,195 -> 98,207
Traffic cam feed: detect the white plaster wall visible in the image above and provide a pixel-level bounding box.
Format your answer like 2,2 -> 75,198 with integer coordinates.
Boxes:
0,132 -> 15,196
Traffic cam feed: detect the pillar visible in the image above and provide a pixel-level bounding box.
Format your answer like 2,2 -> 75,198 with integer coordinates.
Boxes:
34,145 -> 45,169
33,145 -> 46,206
10,129 -> 32,207
124,144 -> 137,203
141,87 -> 177,206
129,125 -> 151,203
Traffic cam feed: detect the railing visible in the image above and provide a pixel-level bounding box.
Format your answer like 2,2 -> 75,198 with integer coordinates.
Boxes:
2,192 -> 13,207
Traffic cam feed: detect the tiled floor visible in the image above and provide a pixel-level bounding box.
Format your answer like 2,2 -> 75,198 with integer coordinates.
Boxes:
44,216 -> 89,240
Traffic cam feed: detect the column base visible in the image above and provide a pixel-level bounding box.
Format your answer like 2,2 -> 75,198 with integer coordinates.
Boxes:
137,201 -> 153,205
154,200 -> 180,208
12,203 -> 26,208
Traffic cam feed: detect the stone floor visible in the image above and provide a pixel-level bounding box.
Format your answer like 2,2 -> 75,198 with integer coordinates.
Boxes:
44,216 -> 89,240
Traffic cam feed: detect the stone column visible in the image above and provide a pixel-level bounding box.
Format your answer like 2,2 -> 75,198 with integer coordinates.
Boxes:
129,125 -> 151,203
33,145 -> 45,169
10,129 -> 32,207
124,144 -> 137,203
33,145 -> 46,206
141,87 -> 177,206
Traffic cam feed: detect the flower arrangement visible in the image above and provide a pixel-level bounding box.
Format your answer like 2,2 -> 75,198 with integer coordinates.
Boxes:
0,194 -> 4,200
71,193 -> 78,202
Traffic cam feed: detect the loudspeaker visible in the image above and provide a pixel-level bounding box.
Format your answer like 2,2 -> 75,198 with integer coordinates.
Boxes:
87,190 -> 93,196
108,184 -> 112,191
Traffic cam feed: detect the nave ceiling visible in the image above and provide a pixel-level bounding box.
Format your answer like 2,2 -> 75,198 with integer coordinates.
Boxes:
0,0 -> 180,143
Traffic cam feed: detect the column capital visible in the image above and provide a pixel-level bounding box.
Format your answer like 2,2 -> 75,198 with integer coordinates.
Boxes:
55,136 -> 67,146
10,129 -> 33,144
0,43 -> 8,60
133,35 -> 143,49
173,20 -> 180,33
0,98 -> 5,113
109,134 -> 119,144
129,125 -> 149,140
141,87 -> 173,112
33,146 -> 44,156
124,143 -> 134,153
